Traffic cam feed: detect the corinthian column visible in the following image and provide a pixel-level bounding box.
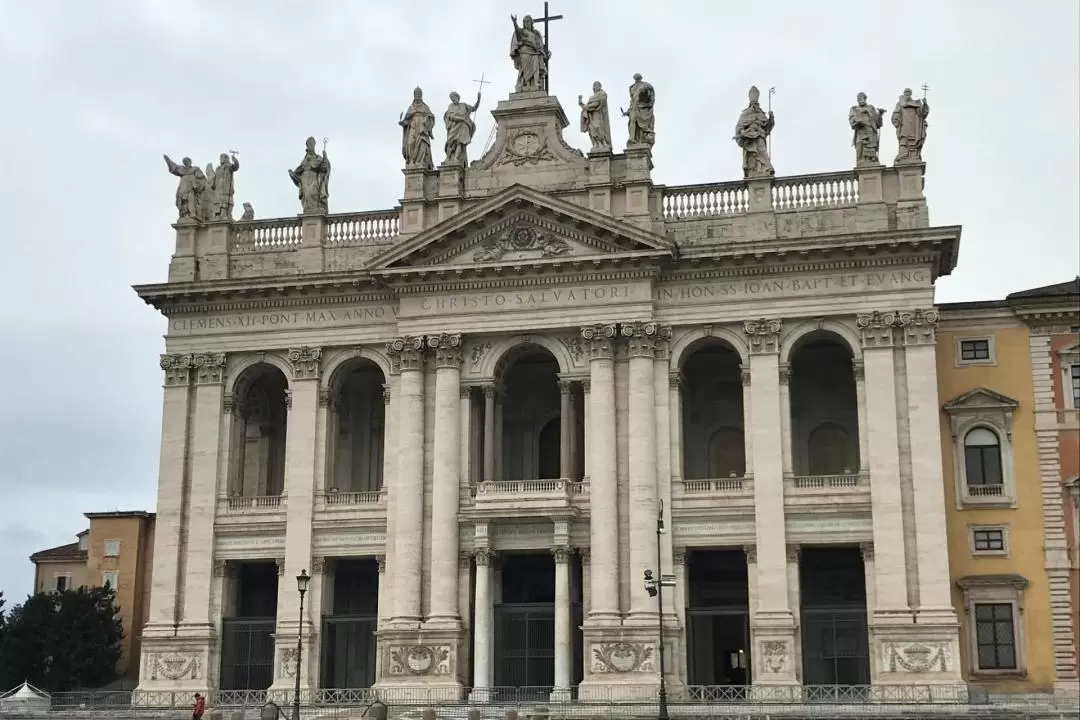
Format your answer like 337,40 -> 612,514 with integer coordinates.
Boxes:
427,332 -> 463,627
582,323 -> 620,624
623,321 -> 659,622
551,546 -> 573,701
386,336 -> 425,625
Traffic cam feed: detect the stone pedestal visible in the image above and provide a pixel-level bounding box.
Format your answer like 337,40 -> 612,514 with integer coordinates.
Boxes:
586,151 -> 613,215
622,145 -> 654,231
400,168 -> 435,238
168,220 -> 199,282
201,221 -> 231,280
268,625 -> 318,697
134,637 -> 213,699
577,624 -> 683,701
437,164 -> 465,221
374,627 -> 465,698
296,213 -> 325,273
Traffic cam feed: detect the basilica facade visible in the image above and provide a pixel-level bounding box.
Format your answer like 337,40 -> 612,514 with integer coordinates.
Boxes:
134,69 -> 963,701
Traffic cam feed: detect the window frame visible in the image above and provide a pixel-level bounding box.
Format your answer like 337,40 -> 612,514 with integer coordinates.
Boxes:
101,571 -> 119,589
957,574 -> 1028,677
955,336 -> 996,367
53,573 -> 71,593
968,525 -> 1009,557
942,389 -> 1019,509
103,539 -> 121,557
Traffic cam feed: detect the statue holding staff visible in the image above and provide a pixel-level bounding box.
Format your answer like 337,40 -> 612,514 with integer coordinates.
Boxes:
443,90 -> 481,167
288,136 -> 330,214
400,87 -> 435,170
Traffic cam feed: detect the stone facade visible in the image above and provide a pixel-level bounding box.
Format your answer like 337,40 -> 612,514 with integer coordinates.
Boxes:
134,73 -> 967,700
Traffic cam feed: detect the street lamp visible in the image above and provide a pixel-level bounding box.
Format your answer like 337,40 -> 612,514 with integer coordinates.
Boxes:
292,569 -> 310,720
643,500 -> 672,720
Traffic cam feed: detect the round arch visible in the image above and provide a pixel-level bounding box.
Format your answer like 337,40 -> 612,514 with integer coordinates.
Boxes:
780,321 -> 863,364
479,334 -> 574,380
226,353 -> 293,396
321,347 -> 391,392
670,327 -> 749,370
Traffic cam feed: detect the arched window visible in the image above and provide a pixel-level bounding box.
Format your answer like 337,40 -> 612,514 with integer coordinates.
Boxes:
964,428 -> 1003,487
807,422 -> 854,476
537,417 -> 561,479
707,427 -> 745,478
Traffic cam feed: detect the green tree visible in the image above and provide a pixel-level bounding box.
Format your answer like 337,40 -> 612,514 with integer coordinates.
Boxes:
0,587 -> 123,691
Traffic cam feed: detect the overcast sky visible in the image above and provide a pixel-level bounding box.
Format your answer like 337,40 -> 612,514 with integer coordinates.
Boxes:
0,1 -> 1077,604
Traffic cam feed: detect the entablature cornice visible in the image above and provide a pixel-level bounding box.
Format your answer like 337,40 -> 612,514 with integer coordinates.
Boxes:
662,254 -> 937,283
385,267 -> 660,296
369,250 -> 672,285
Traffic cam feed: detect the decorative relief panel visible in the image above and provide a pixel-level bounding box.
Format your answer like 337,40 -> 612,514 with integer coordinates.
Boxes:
880,641 -> 952,673
147,651 -> 202,681
469,342 -> 493,370
473,225 -> 571,263
590,642 -> 656,673
496,130 -> 556,167
386,645 -> 452,676
278,647 -> 298,679
759,640 -> 789,675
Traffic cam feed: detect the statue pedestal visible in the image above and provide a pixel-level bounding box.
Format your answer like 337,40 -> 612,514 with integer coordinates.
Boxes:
202,220 -> 232,281
746,176 -> 774,214
621,145 -> 654,231
437,163 -> 466,221
399,167 -> 436,238
586,151 -> 613,215
297,213 -> 325,273
169,220 -> 199,282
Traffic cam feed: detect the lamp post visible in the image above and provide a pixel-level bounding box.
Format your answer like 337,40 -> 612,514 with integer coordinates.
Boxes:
292,569 -> 310,720
643,500 -> 671,720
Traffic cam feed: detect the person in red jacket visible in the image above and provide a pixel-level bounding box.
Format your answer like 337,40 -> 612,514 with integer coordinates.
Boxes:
192,694 -> 206,720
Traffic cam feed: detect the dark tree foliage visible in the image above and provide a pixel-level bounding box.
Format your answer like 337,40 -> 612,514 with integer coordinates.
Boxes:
0,586 -> 123,691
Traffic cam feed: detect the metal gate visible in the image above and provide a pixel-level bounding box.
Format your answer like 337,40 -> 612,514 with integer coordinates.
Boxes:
686,610 -> 751,691
494,603 -> 555,693
321,615 -> 377,688
220,618 -> 275,690
801,608 -> 870,686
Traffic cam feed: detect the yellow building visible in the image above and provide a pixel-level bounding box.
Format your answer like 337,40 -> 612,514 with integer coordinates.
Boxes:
30,511 -> 156,682
937,300 -> 1054,691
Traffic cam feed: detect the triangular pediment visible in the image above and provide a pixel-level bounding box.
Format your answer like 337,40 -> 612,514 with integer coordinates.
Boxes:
942,387 -> 1019,414
366,184 -> 674,274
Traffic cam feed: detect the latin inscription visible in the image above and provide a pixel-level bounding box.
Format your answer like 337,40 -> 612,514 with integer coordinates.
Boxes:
170,305 -> 396,336
657,270 -> 928,303
417,284 -> 635,312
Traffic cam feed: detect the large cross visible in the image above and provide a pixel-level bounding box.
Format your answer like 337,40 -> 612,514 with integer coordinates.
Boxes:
533,1 -> 563,92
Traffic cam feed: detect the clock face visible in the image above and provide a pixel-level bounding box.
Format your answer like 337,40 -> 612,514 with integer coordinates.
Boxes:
512,132 -> 541,155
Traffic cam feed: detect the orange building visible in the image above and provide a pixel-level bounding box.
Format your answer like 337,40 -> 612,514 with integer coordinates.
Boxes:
937,277 -> 1079,692
29,511 -> 156,682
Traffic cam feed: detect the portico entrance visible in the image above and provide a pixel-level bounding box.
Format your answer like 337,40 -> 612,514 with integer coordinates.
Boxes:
685,549 -> 752,688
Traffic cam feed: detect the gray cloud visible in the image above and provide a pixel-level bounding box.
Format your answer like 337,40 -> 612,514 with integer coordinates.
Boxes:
0,0 -> 1077,600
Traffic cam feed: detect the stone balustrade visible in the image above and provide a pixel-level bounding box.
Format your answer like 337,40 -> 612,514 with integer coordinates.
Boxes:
322,490 -> 386,506
682,476 -> 747,493
790,473 -> 861,490
221,495 -> 284,511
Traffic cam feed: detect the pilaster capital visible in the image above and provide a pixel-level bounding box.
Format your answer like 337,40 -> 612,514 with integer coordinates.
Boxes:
223,392 -> 240,416
580,379 -> 591,394
192,352 -> 227,385
387,336 -> 425,373
557,379 -> 574,395
578,548 -> 590,565
669,371 -> 684,390
459,384 -> 473,399
275,558 -> 285,576
284,390 -> 293,410
482,384 -> 499,400
856,311 -> 900,348
743,318 -> 783,354
621,321 -> 661,358
852,359 -> 865,380
160,353 -> 194,386
652,325 -> 674,359
427,332 -> 463,369
458,552 -> 472,570
743,544 -> 757,564
673,548 -> 687,566
897,308 -> 940,346
318,389 -> 331,409
581,323 -> 617,360
778,363 -> 791,385
375,555 -> 385,574
742,365 -> 754,386
786,544 -> 801,563
859,542 -> 874,561
214,559 -> 228,577
551,546 -> 572,564
287,346 -> 323,380
474,548 -> 495,567
312,556 -> 327,574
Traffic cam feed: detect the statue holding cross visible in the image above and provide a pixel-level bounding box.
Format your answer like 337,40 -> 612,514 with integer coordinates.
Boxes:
509,5 -> 561,93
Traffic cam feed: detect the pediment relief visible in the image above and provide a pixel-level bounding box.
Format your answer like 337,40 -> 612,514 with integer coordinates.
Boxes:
942,387 -> 1019,415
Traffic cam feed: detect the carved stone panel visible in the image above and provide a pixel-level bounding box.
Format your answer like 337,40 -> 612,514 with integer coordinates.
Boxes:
590,642 -> 656,673
385,645 -> 453,676
147,651 -> 203,681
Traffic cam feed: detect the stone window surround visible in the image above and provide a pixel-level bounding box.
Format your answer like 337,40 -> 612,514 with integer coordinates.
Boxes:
956,574 -> 1028,677
1066,476 -> 1080,561
955,335 -> 996,367
943,390 -> 1018,510
1058,342 -> 1080,410
103,539 -> 121,557
967,524 -> 1009,557
102,570 -> 119,589
53,573 -> 71,592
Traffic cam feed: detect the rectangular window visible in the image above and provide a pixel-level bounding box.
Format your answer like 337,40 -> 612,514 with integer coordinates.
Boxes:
102,571 -> 119,589
1070,364 -> 1079,409
965,445 -> 1003,487
972,528 -> 1006,553
103,539 -> 121,557
55,575 -> 69,592
960,339 -> 991,362
974,602 -> 1017,670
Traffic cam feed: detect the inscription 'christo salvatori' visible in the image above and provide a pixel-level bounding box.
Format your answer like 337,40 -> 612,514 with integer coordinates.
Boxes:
656,270 -> 928,302
419,284 -> 635,312
171,306 -> 394,333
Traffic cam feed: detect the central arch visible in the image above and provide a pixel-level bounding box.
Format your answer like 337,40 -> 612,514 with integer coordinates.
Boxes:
680,338 -> 746,480
497,345 -> 563,481
326,358 -> 388,493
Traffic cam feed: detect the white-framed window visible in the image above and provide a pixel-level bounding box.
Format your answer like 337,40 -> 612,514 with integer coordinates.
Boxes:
103,539 -> 120,557
955,336 -> 995,366
957,574 -> 1028,676
77,533 -> 89,551
101,571 -> 119,589
943,388 -> 1018,508
969,525 -> 1009,556
1069,363 -> 1080,410
54,574 -> 71,592
1059,342 -> 1080,410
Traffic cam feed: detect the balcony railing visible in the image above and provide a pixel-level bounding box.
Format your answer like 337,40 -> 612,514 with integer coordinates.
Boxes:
967,483 -> 1005,497
791,474 -> 861,490
662,170 -> 860,220
474,479 -> 584,497
682,476 -> 747,493
322,489 -> 386,506
224,495 -> 284,511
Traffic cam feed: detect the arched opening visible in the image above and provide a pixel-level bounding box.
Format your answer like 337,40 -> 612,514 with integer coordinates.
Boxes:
229,364 -> 289,497
328,360 -> 387,493
499,347 -> 563,481
964,427 -> 1003,488
682,342 -> 745,480
789,333 -> 859,476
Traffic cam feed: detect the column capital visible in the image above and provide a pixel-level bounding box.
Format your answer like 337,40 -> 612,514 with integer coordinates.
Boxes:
897,308 -> 940,346
387,336 -> 425,373
223,392 -> 241,416
551,546 -> 572,564
459,551 -> 472,570
459,384 -> 474,399
287,346 -> 323,380
474,548 -> 495,567
578,547 -> 590,565
275,557 -> 285,576
312,556 -> 327,574
160,353 -> 194,386
744,544 -> 757,564
581,323 -> 617,360
673,548 -> 687,566
742,365 -> 754,386
743,318 -> 783,354
557,379 -> 574,395
383,383 -> 393,404
482,383 -> 500,399
621,321 -> 662,358
859,542 -> 874,561
192,352 -> 227,385
786,544 -> 801,563
669,371 -> 684,390
856,311 -> 900,348
652,325 -> 674,359
427,332 -> 463,368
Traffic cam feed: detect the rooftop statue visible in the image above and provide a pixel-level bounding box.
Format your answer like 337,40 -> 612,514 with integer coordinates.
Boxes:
734,86 -> 775,178
208,152 -> 240,221
400,87 -> 435,171
579,81 -> 612,153
288,136 -> 330,214
510,14 -> 549,93
892,87 -> 930,164
443,91 -> 482,167
163,154 -> 209,222
621,74 -> 655,148
849,93 -> 886,167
